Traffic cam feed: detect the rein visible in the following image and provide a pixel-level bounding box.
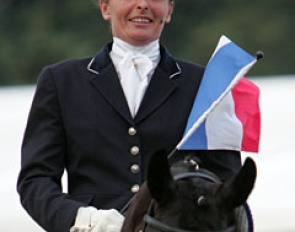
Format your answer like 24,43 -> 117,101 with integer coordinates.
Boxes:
142,163 -> 236,232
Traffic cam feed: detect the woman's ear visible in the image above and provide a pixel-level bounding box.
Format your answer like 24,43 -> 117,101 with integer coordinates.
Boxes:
99,0 -> 111,21
164,1 -> 174,24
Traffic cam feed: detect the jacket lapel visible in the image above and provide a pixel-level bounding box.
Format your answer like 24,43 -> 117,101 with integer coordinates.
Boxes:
135,46 -> 181,123
87,43 -> 182,125
134,67 -> 177,124
88,43 -> 134,123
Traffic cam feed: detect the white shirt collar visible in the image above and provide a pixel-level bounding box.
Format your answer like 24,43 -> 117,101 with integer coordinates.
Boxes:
110,37 -> 160,74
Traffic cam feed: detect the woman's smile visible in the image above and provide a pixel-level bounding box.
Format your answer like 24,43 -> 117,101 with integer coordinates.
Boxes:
100,0 -> 174,46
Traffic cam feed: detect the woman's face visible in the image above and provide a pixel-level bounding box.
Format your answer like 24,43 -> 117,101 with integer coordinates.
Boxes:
100,0 -> 174,46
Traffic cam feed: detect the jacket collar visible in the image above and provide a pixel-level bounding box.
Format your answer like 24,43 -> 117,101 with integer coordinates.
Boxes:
87,42 -> 182,124
87,42 -> 182,79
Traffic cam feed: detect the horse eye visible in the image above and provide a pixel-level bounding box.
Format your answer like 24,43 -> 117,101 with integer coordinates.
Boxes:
197,195 -> 208,207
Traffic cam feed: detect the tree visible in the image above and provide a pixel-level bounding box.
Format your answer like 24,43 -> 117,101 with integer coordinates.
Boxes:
0,0 -> 294,85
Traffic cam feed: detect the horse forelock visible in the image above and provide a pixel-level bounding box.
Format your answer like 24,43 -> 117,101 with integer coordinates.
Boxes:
174,177 -> 230,230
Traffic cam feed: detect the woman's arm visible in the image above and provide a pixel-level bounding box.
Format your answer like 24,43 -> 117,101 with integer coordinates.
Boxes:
17,68 -> 86,232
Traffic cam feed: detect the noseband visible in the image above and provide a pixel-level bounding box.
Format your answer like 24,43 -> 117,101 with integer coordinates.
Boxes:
142,160 -> 236,232
143,215 -> 235,232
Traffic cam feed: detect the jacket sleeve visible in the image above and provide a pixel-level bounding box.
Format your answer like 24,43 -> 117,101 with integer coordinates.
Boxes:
17,67 -> 85,232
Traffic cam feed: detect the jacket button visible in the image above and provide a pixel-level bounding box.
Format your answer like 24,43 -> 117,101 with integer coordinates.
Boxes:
130,164 -> 140,173
130,146 -> 139,156
128,127 -> 137,136
131,184 -> 140,193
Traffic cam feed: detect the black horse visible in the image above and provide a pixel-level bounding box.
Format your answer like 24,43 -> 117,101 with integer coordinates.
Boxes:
121,149 -> 257,232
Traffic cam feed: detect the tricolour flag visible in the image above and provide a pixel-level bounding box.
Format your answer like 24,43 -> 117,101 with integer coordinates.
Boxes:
176,35 -> 261,153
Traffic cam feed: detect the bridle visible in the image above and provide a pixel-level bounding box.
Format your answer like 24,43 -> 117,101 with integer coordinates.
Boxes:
141,159 -> 236,232
143,215 -> 236,232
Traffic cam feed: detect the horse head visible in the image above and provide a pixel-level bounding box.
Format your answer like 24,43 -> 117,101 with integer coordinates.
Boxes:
121,149 -> 257,232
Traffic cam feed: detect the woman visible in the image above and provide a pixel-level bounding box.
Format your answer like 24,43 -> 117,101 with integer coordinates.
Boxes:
17,0 -> 242,231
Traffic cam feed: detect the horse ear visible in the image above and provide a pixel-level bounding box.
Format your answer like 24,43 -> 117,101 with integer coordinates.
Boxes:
221,157 -> 257,209
147,149 -> 173,203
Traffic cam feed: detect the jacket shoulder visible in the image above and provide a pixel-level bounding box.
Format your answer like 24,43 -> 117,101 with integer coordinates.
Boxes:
176,58 -> 205,73
173,58 -> 205,85
45,57 -> 92,73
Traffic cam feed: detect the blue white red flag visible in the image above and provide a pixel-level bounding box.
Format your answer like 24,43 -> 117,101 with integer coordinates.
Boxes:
177,35 -> 260,153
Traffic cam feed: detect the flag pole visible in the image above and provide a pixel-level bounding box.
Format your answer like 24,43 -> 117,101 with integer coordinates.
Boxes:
167,148 -> 178,159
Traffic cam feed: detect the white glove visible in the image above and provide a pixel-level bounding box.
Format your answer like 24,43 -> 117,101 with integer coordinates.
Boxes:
70,207 -> 124,232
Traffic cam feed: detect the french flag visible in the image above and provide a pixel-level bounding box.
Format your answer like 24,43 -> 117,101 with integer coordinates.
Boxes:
177,35 -> 261,153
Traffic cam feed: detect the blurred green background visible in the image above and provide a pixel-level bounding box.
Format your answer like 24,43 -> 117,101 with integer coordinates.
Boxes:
0,0 -> 294,85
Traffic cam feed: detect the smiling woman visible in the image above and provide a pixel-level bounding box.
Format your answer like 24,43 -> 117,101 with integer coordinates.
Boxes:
16,0 -> 245,232
99,0 -> 174,46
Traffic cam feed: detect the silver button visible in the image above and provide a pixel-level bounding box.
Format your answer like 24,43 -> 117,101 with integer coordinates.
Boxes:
128,127 -> 137,136
131,184 -> 140,193
130,146 -> 139,156
130,164 -> 140,173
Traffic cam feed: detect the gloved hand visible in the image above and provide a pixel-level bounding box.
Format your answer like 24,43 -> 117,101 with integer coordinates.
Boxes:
70,207 -> 124,232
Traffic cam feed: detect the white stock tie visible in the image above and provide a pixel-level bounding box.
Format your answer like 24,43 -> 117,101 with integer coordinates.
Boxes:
119,52 -> 153,117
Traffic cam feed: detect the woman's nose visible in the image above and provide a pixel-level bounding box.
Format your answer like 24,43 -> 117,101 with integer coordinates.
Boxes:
136,0 -> 149,10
